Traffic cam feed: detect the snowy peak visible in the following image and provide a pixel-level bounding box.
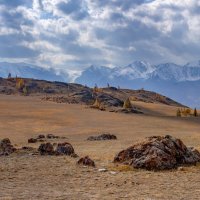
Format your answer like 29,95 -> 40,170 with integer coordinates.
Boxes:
151,63 -> 183,81
151,62 -> 200,81
112,60 -> 155,79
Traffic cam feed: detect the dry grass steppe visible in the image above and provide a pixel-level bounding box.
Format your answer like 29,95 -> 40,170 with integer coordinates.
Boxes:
0,94 -> 200,200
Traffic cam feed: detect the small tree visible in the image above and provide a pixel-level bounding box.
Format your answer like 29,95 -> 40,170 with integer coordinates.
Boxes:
123,98 -> 132,109
194,108 -> 198,117
23,86 -> 28,96
176,108 -> 181,117
16,78 -> 25,90
7,73 -> 11,79
92,98 -> 101,109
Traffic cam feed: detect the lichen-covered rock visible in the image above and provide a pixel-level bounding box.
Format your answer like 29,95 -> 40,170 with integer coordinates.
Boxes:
38,143 -> 54,155
114,135 -> 200,170
0,138 -> 16,156
77,156 -> 95,167
55,142 -> 74,155
87,133 -> 117,141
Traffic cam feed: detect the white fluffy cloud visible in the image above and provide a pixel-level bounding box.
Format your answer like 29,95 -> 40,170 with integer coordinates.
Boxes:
0,0 -> 200,71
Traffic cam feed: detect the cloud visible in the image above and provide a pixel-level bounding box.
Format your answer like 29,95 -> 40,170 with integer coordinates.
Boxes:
57,0 -> 89,20
0,0 -> 200,71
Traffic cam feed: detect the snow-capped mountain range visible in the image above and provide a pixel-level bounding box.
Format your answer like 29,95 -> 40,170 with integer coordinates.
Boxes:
0,60 -> 200,107
76,60 -> 200,83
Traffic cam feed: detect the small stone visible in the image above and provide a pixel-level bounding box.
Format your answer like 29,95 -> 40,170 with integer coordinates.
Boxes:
87,133 -> 117,141
37,134 -> 45,139
98,168 -> 108,172
177,167 -> 184,171
110,171 -> 117,175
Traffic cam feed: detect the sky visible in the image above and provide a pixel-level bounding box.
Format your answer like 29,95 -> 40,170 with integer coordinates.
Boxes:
0,0 -> 200,71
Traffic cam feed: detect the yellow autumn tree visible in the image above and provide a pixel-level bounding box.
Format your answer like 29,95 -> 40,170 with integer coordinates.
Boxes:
123,98 -> 132,109
16,78 -> 25,90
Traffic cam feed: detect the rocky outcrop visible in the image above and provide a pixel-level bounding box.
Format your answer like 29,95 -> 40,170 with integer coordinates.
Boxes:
77,156 -> 95,167
87,133 -> 117,141
114,135 -> 200,170
0,138 -> 16,156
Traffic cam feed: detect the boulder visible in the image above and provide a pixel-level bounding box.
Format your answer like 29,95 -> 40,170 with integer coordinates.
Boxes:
28,138 -> 37,143
55,142 -> 74,155
77,156 -> 95,167
38,142 -> 76,156
87,133 -> 117,141
38,143 -> 54,155
0,138 -> 16,156
114,135 -> 200,170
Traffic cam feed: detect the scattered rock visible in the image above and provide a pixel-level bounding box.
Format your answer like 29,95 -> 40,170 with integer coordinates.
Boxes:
0,138 -> 16,156
21,146 -> 35,151
114,135 -> 200,170
55,142 -> 75,155
38,143 -> 54,155
37,134 -> 45,139
77,156 -> 95,167
28,138 -> 37,143
38,142 -> 76,156
87,133 -> 117,141
46,134 -> 59,139
98,168 -> 108,172
110,171 -> 117,175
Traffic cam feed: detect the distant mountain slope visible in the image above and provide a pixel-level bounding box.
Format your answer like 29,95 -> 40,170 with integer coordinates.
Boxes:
0,62 -> 68,82
75,60 -> 200,108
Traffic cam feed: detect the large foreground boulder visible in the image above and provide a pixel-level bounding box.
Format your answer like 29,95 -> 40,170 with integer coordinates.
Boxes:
114,135 -> 200,170
0,138 -> 16,156
87,133 -> 117,141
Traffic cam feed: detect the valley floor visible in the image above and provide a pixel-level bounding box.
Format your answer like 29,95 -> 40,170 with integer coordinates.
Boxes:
0,94 -> 200,200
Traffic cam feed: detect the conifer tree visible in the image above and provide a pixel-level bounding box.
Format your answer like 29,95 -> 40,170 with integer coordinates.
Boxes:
176,108 -> 181,117
194,108 -> 198,117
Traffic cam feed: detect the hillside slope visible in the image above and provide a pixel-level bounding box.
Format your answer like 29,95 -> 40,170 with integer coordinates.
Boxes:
0,77 -> 184,112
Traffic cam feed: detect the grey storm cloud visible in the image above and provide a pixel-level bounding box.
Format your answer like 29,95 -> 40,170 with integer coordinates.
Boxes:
0,0 -> 200,69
